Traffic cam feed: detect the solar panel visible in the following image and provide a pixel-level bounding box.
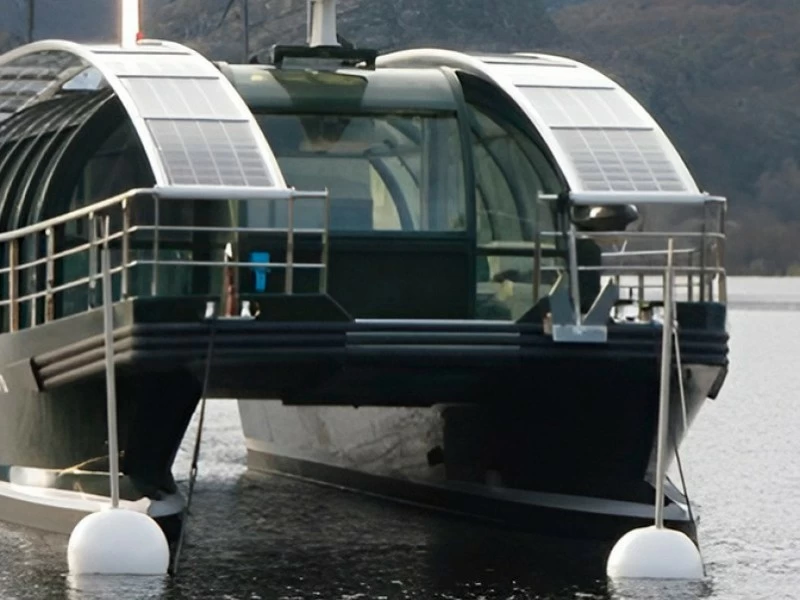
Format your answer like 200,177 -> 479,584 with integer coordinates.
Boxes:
483,58 -> 700,196
0,41 -> 284,189
520,87 -> 647,129
92,46 -> 277,187
147,119 -> 273,187
552,129 -> 687,193
121,77 -> 242,121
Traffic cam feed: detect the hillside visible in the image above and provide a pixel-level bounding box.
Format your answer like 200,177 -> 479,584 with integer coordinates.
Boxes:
551,0 -> 800,274
143,0 -> 563,61
1,0 -> 119,44
1,0 -> 798,273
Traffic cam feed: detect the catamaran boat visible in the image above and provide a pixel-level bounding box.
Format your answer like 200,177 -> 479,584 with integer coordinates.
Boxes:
0,0 -> 728,544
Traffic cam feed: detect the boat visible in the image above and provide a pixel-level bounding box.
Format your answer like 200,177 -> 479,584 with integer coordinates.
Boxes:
0,0 -> 728,544
231,2 -> 730,541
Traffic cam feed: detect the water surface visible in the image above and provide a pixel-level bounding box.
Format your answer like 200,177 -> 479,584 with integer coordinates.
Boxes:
1,277 -> 798,599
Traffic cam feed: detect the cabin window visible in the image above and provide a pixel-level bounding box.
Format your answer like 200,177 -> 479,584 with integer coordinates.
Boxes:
58,121 -> 190,316
256,113 -> 467,233
463,92 -> 565,320
468,105 -> 559,244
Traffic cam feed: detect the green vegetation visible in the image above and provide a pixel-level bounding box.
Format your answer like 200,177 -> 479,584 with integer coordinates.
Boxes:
2,0 -> 798,274
550,0 -> 800,275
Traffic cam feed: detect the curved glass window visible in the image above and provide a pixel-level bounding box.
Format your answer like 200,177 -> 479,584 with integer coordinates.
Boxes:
256,113 -> 466,233
460,74 -> 566,320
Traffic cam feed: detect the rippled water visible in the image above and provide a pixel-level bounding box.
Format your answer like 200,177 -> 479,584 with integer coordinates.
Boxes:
1,277 -> 799,599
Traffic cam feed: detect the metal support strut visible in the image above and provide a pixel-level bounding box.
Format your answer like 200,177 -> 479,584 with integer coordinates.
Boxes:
654,238 -> 675,529
100,215 -> 121,509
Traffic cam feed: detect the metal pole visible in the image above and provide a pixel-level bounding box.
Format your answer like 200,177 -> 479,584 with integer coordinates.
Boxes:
243,0 -> 250,62
8,239 -> 19,332
533,193 -> 541,303
320,190 -> 330,293
718,202 -> 728,303
45,226 -> 54,322
567,224 -> 581,324
28,0 -> 35,43
88,213 -> 98,308
308,0 -> 338,47
121,198 -> 130,300
286,195 -> 295,294
100,216 -> 120,509
654,238 -> 675,529
151,194 -> 159,296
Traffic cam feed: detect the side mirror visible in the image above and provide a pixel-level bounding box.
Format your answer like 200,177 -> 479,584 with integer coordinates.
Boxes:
571,204 -> 639,232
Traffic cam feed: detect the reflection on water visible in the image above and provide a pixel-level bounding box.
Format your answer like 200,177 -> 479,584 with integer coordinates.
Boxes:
607,579 -> 713,600
66,575 -> 168,599
1,277 -> 799,599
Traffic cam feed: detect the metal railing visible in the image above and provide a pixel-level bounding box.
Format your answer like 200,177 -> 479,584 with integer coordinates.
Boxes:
0,185 -> 330,332
539,192 -> 727,312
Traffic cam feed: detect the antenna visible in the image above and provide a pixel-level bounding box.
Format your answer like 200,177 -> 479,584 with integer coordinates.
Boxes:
307,0 -> 339,47
120,0 -> 141,48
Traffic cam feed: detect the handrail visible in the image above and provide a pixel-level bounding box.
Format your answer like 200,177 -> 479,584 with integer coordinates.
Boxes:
480,191 -> 727,325
0,184 -> 330,332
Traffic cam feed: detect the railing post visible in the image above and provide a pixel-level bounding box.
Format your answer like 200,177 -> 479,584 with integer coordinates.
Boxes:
121,197 -> 130,300
532,191 -> 542,303
320,190 -> 330,294
699,202 -> 708,302
151,193 -> 160,297
8,239 -> 18,332
567,224 -> 581,324
29,241 -> 38,327
718,201 -> 727,303
533,233 -> 542,304
637,273 -> 645,305
45,226 -> 55,322
88,212 -> 98,309
286,192 -> 295,295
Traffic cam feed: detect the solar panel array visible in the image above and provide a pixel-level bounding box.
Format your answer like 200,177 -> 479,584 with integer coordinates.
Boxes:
0,42 -> 282,189
480,55 -> 699,195
92,46 -> 275,188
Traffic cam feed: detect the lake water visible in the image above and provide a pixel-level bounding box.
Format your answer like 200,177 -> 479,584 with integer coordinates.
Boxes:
1,276 -> 798,599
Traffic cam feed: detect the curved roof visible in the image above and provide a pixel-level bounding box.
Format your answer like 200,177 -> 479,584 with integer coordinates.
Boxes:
377,49 -> 712,205
0,39 -> 287,190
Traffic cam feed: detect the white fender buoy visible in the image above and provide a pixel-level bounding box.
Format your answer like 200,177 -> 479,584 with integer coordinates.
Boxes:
67,508 -> 169,575
606,525 -> 703,579
66,229 -> 168,576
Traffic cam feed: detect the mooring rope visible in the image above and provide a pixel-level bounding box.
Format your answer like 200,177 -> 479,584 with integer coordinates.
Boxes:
670,317 -> 705,575
170,315 -> 217,576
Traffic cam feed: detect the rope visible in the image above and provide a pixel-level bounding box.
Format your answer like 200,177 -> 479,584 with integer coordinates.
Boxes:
170,315 -> 217,577
670,315 -> 705,574
673,322 -> 689,433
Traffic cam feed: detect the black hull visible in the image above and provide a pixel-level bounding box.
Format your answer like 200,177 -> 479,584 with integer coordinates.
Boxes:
238,355 -> 724,542
0,295 -> 727,542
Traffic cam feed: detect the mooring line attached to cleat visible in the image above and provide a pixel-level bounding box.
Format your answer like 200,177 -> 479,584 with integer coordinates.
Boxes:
170,312 -> 218,576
